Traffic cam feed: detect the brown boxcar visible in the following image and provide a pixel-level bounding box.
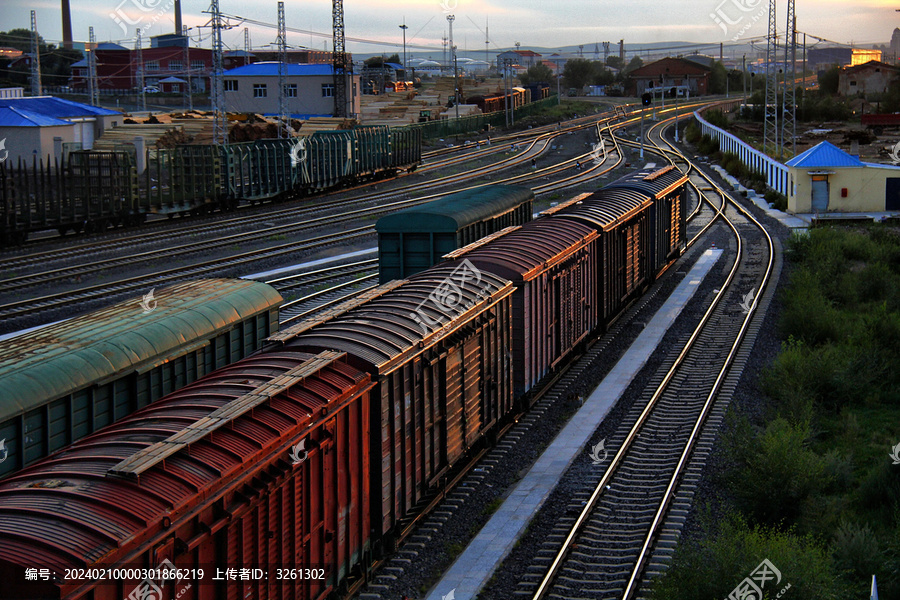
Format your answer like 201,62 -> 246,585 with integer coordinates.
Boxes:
443,218 -> 600,398
265,266 -> 515,553
0,349 -> 372,600
546,189 -> 654,325
605,164 -> 688,272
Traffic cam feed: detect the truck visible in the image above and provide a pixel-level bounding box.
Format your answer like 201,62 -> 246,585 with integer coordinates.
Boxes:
861,113 -> 900,135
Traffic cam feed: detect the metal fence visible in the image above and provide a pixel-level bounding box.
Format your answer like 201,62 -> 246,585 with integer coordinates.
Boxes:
399,96 -> 559,139
694,109 -> 791,196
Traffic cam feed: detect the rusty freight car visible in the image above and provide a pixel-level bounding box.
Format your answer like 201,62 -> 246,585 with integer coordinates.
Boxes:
0,349 -> 373,600
443,218 -> 600,398
546,188 -> 655,324
606,164 -> 688,272
265,265 -> 515,554
0,278 -> 282,479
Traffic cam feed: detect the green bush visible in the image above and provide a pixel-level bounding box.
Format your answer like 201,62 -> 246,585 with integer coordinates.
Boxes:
684,121 -> 701,144
765,189 -> 787,211
727,418 -> 828,525
832,521 -> 882,579
698,133 -> 720,155
650,514 -> 845,600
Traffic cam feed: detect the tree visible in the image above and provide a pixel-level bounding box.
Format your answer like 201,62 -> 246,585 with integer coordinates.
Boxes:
624,56 -> 643,73
364,53 -> 401,67
0,29 -> 80,87
606,55 -> 624,70
817,66 -> 840,96
709,60 -> 728,94
562,58 -> 595,90
519,62 -> 553,86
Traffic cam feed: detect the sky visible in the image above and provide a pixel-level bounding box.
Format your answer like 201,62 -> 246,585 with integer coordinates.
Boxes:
2,0 -> 898,61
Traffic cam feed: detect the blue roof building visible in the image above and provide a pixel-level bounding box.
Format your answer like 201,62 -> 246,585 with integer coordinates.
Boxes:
223,62 -> 360,119
0,96 -> 124,164
786,141 -> 900,214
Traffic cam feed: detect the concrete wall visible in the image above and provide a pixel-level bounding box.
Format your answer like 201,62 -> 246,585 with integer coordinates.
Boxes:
788,164 -> 900,213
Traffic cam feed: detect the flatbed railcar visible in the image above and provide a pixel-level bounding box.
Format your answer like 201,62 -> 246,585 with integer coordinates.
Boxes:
0,126 -> 421,246
0,169 -> 688,600
375,184 -> 534,283
0,278 -> 282,479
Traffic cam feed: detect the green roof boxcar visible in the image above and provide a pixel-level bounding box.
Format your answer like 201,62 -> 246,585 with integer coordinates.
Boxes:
0,278 -> 282,479
376,184 -> 534,283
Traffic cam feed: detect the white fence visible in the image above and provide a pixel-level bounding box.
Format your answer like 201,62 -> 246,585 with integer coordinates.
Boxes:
694,110 -> 790,196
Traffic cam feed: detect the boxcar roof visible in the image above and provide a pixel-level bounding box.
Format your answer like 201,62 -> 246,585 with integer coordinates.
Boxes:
446,218 -> 598,282
273,266 -> 514,374
605,164 -> 688,199
551,188 -> 654,232
0,279 -> 282,422
375,185 -> 534,233
0,350 -> 369,583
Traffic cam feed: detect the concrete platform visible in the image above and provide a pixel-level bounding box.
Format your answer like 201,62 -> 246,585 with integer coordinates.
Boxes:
424,248 -> 724,600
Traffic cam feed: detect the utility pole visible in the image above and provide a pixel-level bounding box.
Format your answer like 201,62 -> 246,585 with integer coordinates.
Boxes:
88,26 -> 98,106
210,0 -> 227,144
183,25 -> 193,111
742,54 -> 747,100
447,14 -> 458,119
244,27 -> 250,54
763,0 -> 778,156
332,0 -> 349,118
277,1 -> 288,138
485,20 -> 489,69
136,29 -> 146,112
30,11 -> 41,97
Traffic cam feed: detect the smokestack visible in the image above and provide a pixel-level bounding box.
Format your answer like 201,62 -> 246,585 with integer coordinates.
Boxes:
61,0 -> 73,50
175,0 -> 183,37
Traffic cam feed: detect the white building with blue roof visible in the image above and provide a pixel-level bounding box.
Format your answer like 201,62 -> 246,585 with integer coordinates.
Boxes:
222,62 -> 360,119
0,97 -> 123,165
786,140 -> 900,214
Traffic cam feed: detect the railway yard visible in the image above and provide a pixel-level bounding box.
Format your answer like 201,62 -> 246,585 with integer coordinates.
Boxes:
0,95 -> 896,600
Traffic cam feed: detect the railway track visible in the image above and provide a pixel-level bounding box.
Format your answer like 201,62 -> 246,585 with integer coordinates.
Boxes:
524,114 -> 776,600
0,118 -> 625,325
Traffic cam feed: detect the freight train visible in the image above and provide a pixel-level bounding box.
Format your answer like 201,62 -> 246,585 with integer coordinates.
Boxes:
0,166 -> 688,600
0,125 -> 421,246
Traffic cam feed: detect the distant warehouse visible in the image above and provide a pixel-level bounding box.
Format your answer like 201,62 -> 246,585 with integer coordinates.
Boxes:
222,62 -> 362,119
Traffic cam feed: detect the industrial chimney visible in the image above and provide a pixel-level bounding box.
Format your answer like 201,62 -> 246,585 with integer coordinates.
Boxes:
61,0 -> 73,49
174,0 -> 182,37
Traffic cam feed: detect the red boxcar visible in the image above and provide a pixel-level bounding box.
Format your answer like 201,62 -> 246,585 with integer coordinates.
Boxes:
547,188 -> 654,324
0,349 -> 373,600
266,266 -> 515,554
605,165 -> 688,273
443,218 -> 600,398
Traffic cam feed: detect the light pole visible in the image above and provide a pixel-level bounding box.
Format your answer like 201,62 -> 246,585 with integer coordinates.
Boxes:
399,21 -> 408,77
446,14 -> 457,119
